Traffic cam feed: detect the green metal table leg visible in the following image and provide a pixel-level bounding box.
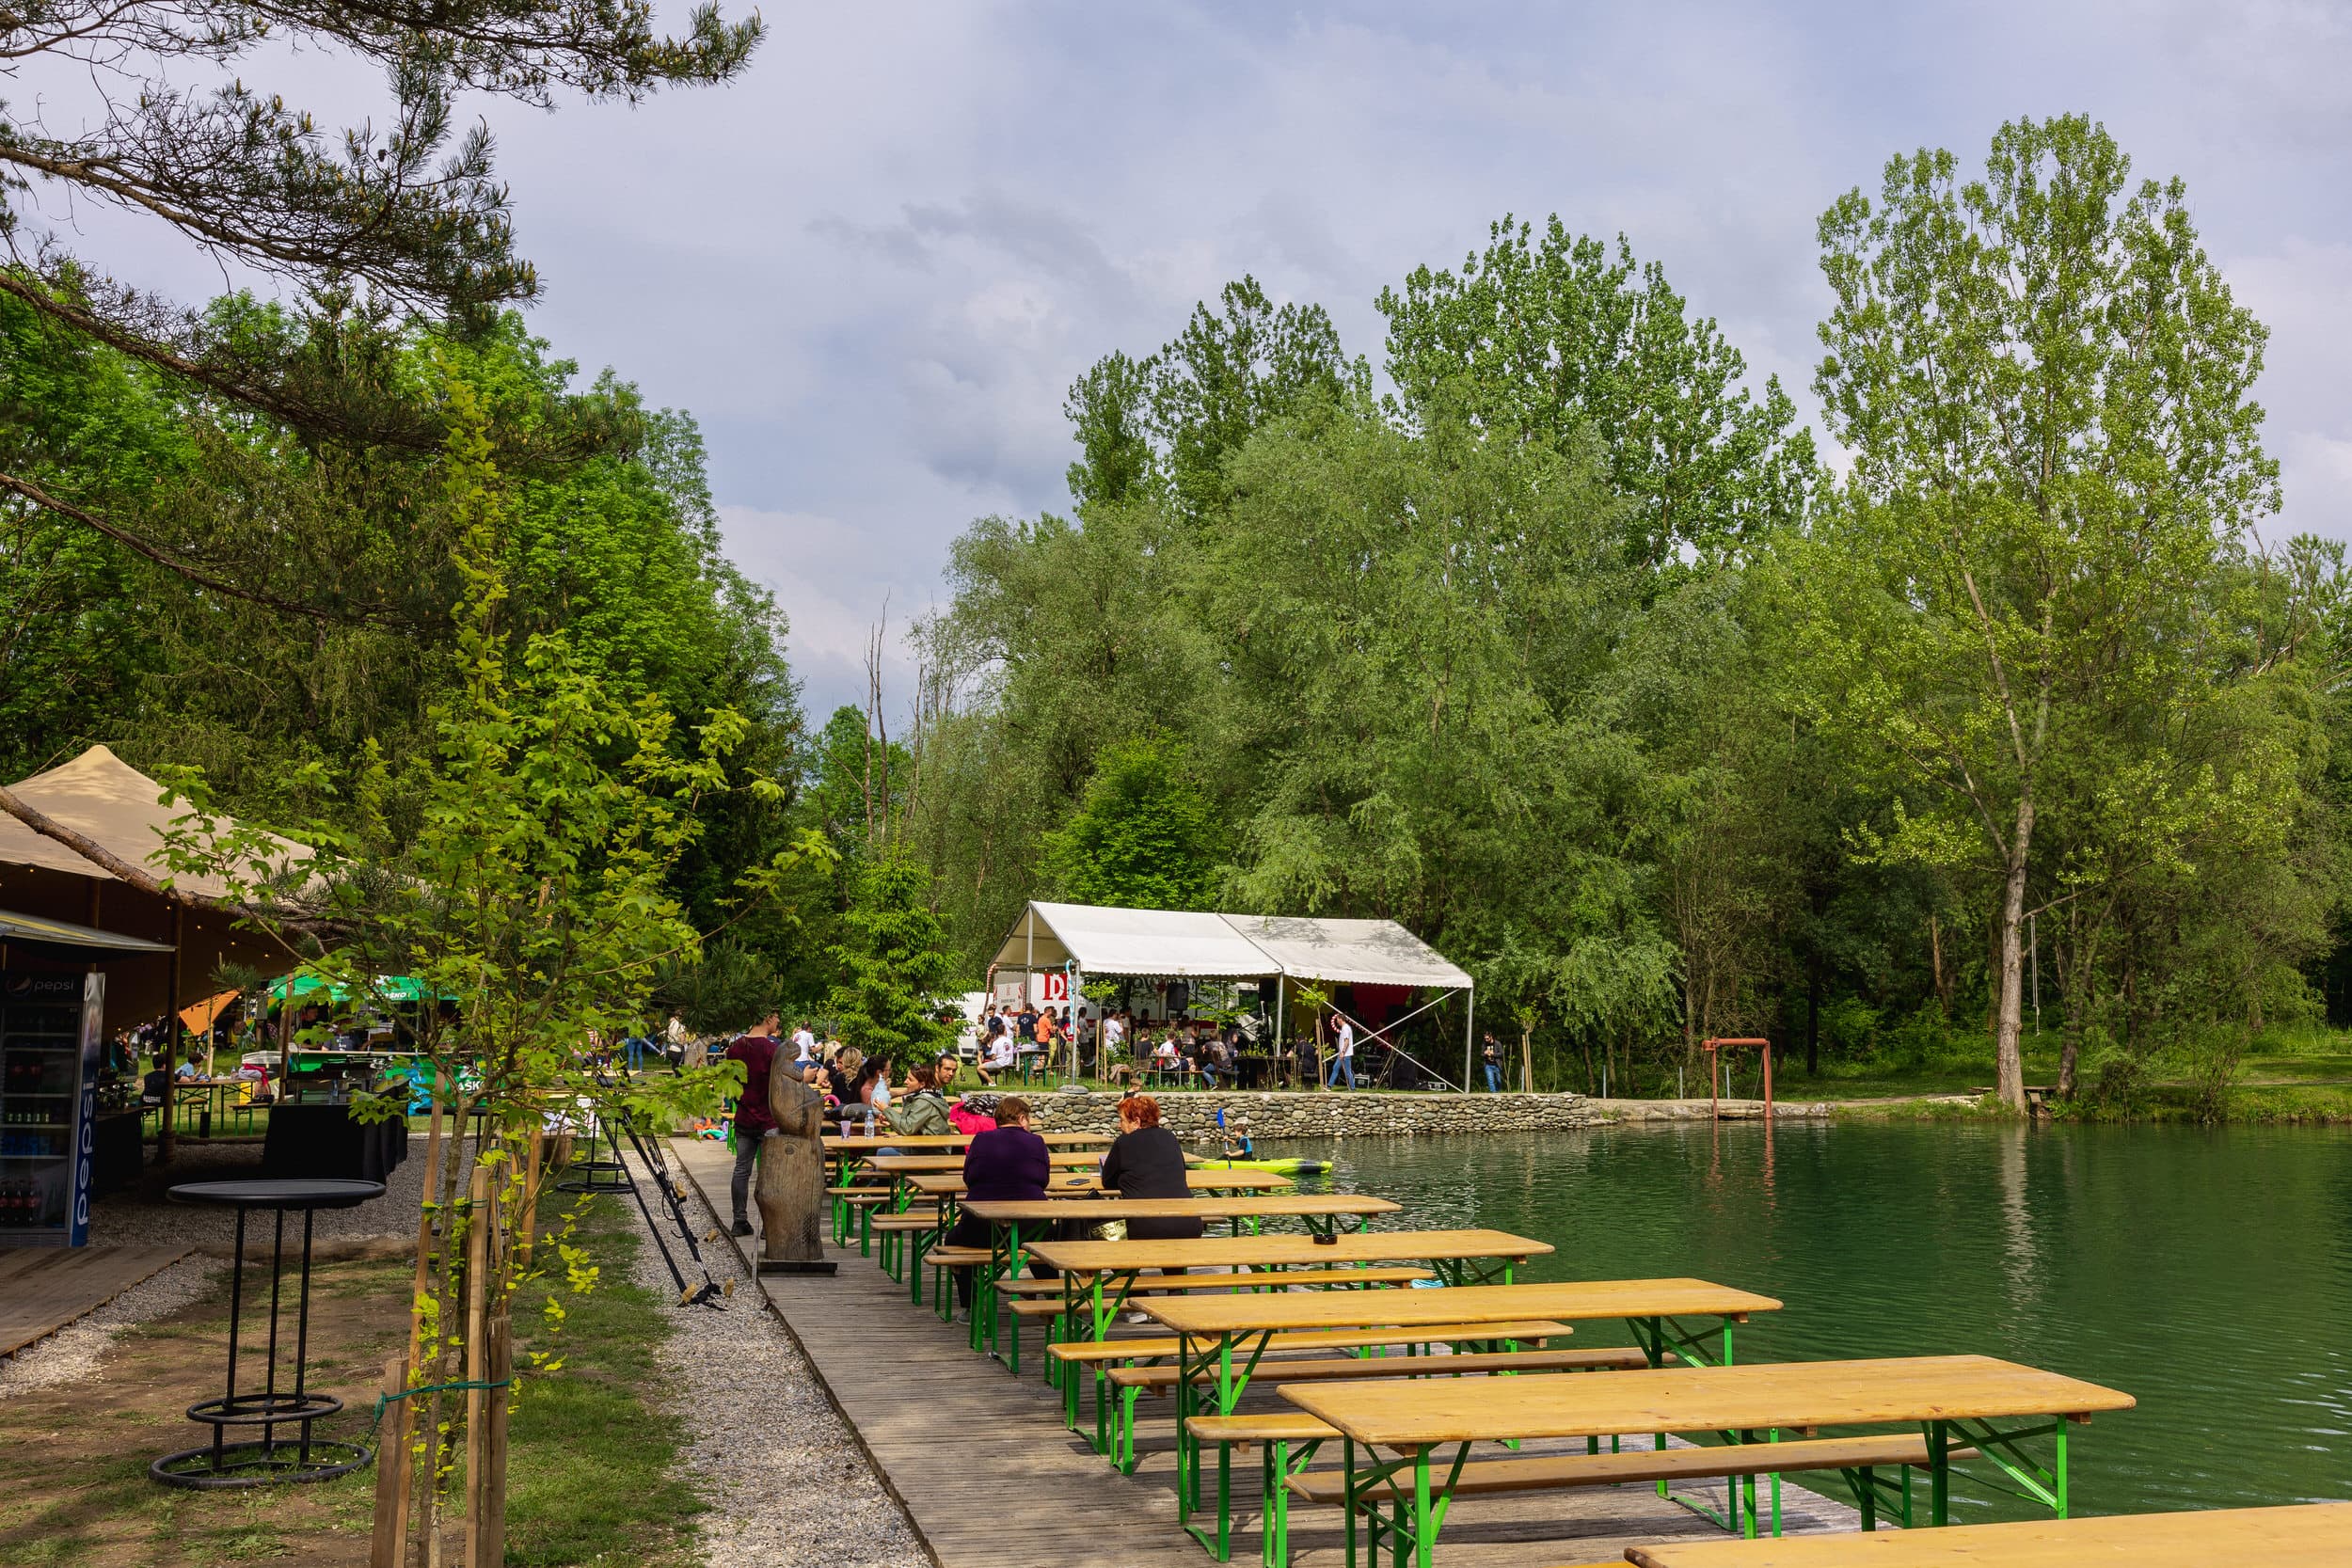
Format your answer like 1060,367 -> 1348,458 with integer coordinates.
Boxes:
1928,1419 -> 1949,1527
1410,1448 -> 1436,1568
1341,1436 -> 1357,1568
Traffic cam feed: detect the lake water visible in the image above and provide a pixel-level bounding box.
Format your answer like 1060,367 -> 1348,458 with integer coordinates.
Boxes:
1275,1119 -> 2352,1521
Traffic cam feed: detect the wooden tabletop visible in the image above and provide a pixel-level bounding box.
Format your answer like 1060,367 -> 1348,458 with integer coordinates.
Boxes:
909,1169 -> 1294,1197
960,1194 -> 1401,1224
866,1151 -> 1103,1173
1141,1278 -> 1782,1337
1024,1227 -> 1551,1275
1623,1502 -> 2352,1567
822,1132 -> 1110,1150
1280,1355 -> 2136,1449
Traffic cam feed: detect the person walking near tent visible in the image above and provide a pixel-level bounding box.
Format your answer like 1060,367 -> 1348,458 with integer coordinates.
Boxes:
1325,1013 -> 1357,1090
723,1011 -> 799,1237
1482,1031 -> 1503,1093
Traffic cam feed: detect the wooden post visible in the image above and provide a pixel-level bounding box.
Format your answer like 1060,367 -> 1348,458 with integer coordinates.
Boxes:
157,906 -> 183,1164
387,1094 -> 444,1568
460,1163 -> 490,1568
368,1353 -> 412,1568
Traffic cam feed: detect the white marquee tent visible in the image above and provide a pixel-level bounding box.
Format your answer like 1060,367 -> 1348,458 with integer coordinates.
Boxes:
989,900 -> 1477,1088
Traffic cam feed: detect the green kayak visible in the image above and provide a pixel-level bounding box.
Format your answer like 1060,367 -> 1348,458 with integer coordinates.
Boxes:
1189,1156 -> 1331,1176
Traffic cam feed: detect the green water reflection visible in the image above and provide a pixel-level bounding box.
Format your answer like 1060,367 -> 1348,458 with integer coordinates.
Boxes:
1280,1119 -> 2352,1520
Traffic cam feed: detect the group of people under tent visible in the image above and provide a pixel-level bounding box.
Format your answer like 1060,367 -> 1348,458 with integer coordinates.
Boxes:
965,1000 -> 1384,1089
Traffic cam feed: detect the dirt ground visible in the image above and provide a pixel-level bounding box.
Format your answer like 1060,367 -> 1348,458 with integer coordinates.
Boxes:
0,1252 -> 410,1567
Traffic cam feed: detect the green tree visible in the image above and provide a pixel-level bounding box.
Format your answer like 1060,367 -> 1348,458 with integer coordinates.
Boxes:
826,856 -> 958,1067
1379,217 -> 1817,572
159,370 -> 809,1555
1041,737 -> 1220,909
1802,114 -> 2286,1109
0,0 -> 758,448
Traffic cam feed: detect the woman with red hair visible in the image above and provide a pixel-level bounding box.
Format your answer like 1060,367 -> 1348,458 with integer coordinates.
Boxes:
1099,1094 -> 1202,1242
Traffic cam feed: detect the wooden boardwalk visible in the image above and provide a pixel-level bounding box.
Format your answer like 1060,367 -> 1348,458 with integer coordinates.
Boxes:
668,1138 -> 1864,1568
0,1244 -> 194,1356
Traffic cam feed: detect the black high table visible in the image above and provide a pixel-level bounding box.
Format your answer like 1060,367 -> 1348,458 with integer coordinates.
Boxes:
151,1178 -> 386,1488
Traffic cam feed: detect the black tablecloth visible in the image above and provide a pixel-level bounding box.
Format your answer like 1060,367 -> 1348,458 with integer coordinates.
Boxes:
90,1111 -> 143,1193
261,1103 -> 408,1182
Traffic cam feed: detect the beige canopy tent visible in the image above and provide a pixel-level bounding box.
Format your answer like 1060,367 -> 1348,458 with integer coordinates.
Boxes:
988,901 -> 1477,1088
0,745 -> 310,1031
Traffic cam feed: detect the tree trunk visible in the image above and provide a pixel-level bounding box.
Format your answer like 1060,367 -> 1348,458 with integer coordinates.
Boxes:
1930,911 -> 1953,1018
1804,950 -> 1822,1076
1518,1022 -> 1534,1093
1994,800 -> 2034,1112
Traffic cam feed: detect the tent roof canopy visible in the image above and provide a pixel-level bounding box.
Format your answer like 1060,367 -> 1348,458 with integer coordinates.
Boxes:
1218,913 -> 1473,990
0,907 -> 176,960
0,745 -> 311,903
995,902 -> 1274,979
990,901 -> 1471,991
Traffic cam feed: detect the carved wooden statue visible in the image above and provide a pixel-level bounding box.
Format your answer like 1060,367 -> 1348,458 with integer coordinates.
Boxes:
755,1064 -> 828,1265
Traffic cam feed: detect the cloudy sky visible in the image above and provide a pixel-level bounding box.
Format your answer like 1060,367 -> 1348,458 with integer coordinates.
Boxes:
37,2 -> 2352,716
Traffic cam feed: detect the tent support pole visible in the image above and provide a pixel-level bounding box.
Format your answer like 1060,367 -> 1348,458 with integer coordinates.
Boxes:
1275,975 -> 1286,1084
1464,990 -> 1474,1097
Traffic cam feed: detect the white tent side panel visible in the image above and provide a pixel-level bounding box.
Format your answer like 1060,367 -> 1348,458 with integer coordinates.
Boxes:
1218,914 -> 1472,990
990,901 -> 1275,978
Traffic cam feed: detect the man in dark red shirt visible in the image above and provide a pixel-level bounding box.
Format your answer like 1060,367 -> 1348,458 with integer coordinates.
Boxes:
723,1011 -> 797,1236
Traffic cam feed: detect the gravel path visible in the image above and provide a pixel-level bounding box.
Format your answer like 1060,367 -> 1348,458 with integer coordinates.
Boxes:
615,1145 -> 926,1568
0,1254 -> 219,1396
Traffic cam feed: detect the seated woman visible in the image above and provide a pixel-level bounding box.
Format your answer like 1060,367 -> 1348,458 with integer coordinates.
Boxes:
943,1094 -> 1049,1305
885,1059 -> 955,1136
836,1055 -> 887,1134
1100,1093 -> 1201,1245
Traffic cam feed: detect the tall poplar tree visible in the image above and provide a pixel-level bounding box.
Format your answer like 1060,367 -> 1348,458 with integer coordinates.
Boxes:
1804,115 -> 2280,1109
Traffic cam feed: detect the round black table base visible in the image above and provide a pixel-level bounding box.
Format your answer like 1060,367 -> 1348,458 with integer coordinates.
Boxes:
186,1391 -> 343,1426
154,1178 -> 386,1492
556,1157 -> 628,1194
150,1436 -> 372,1490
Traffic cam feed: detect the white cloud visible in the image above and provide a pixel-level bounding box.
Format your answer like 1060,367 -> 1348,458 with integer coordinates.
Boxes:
13,1 -> 2352,717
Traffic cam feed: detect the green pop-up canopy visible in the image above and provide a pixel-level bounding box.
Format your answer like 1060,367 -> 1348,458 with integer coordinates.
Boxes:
267,974 -> 449,1005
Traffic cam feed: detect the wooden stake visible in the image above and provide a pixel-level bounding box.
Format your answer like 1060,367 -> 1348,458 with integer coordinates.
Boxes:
460,1162 -> 490,1568
368,1354 -> 412,1568
391,1092 -> 446,1568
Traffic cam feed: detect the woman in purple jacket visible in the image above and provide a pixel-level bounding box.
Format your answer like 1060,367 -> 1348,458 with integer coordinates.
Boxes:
946,1095 -> 1051,1306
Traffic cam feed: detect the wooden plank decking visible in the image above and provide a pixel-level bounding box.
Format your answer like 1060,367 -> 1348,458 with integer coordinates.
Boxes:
668,1137 -> 1867,1568
0,1244 -> 195,1356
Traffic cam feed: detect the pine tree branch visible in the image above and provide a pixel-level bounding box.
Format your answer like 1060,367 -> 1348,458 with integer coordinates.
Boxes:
0,468 -> 399,625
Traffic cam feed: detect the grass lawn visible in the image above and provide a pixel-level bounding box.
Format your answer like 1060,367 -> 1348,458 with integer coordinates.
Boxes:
0,1189 -> 699,1567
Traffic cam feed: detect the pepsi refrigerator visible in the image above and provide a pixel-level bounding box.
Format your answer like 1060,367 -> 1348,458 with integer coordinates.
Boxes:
0,971 -> 103,1245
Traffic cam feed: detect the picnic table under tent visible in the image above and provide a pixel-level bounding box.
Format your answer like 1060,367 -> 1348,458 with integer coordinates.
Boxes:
990,900 -> 1478,1088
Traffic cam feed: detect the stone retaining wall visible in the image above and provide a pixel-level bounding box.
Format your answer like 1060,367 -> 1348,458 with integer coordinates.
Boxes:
1013,1088 -> 1597,1139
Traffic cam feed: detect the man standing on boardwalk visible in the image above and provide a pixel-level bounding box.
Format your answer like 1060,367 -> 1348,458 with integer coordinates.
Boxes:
724,1012 -> 801,1237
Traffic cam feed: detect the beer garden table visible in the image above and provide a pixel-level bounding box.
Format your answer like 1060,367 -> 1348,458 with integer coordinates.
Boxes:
1025,1228 -> 1556,1342
955,1195 -> 1404,1357
1621,1500 -> 2352,1568
1143,1276 -> 1783,1555
1278,1354 -> 2137,1568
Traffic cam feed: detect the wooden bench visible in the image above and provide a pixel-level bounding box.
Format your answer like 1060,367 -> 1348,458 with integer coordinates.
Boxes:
825,1183 -> 896,1251
998,1266 -> 1442,1390
1054,1321 -> 1577,1473
995,1265 -> 1436,1296
1178,1350 -> 1664,1564
1123,1344 -> 1643,1394
1289,1434 -> 1975,1568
